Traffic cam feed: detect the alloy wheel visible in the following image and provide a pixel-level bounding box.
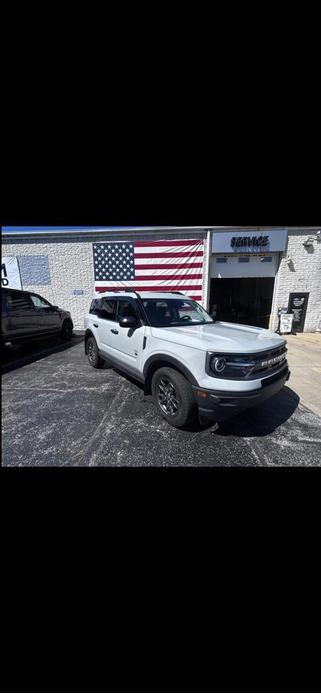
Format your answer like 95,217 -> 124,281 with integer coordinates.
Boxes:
88,340 -> 96,363
157,377 -> 179,416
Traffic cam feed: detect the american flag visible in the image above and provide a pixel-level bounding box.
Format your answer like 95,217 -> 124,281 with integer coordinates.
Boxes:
93,239 -> 204,302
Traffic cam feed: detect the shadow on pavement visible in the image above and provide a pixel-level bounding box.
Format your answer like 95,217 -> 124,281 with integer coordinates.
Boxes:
1,334 -> 84,374
113,367 -> 144,389
215,386 -> 300,438
105,369 -> 300,436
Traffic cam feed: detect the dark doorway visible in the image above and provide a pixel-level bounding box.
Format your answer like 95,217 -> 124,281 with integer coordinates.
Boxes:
210,277 -> 275,328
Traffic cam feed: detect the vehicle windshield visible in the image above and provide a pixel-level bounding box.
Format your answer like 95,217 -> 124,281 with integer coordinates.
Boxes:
142,298 -> 214,327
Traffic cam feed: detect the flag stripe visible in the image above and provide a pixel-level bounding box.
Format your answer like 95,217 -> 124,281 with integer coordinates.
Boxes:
94,278 -> 202,287
134,246 -> 204,256
134,267 -> 203,277
94,289 -> 203,301
134,239 -> 203,248
134,251 -> 203,258
94,284 -> 203,292
135,273 -> 202,281
135,262 -> 203,270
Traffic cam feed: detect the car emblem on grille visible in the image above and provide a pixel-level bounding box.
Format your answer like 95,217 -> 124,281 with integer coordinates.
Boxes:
261,353 -> 285,368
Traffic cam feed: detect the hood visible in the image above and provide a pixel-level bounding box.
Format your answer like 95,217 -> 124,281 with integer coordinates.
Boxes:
150,321 -> 286,354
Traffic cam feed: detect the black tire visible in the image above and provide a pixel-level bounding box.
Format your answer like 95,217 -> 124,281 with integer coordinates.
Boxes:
87,336 -> 104,368
151,367 -> 197,428
61,319 -> 73,341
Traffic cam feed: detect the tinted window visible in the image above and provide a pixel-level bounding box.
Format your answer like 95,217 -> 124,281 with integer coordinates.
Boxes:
89,298 -> 102,315
30,294 -> 51,309
6,292 -> 32,311
117,300 -> 140,322
142,298 -> 213,326
100,299 -> 117,321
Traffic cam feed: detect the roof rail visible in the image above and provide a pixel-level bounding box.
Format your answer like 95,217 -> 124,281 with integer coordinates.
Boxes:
95,288 -> 138,295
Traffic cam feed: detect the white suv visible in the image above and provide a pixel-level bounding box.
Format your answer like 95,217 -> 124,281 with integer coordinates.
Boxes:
84,291 -> 290,428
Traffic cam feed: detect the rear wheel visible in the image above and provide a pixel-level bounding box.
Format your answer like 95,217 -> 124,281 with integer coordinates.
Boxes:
151,367 -> 197,428
87,336 -> 104,368
61,319 -> 73,341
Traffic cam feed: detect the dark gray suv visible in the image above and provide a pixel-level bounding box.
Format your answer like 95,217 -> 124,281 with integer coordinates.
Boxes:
1,288 -> 73,348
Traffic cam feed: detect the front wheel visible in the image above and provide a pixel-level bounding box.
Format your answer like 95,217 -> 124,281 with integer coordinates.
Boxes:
151,367 -> 197,428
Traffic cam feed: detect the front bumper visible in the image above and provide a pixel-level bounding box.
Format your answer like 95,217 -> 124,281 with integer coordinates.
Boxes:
192,366 -> 290,422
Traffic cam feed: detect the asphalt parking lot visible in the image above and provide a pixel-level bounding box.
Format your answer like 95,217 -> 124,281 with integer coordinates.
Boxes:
1,336 -> 321,466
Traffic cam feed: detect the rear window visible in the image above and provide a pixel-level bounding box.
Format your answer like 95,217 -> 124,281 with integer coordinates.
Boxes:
6,291 -> 32,311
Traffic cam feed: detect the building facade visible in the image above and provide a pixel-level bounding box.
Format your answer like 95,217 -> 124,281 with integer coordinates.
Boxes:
2,226 -> 321,332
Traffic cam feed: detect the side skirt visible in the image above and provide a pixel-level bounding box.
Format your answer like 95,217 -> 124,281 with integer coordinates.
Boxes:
97,348 -> 145,384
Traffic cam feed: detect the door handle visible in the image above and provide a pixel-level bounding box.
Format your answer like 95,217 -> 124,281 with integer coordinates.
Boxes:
111,328 -> 119,334
93,323 -> 99,328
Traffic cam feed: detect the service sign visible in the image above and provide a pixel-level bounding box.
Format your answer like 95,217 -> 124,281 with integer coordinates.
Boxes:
212,229 -> 288,253
1,257 -> 22,289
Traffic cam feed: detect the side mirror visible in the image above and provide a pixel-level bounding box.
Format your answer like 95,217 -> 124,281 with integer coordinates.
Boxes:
119,315 -> 139,328
51,305 -> 59,311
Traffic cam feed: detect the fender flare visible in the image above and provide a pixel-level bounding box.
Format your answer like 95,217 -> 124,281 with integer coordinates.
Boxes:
143,353 -> 199,389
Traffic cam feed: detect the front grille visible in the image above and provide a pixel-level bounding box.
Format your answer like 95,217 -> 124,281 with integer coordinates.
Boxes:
250,345 -> 287,377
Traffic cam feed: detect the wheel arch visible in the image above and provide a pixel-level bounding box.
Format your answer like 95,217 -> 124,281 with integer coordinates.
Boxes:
143,354 -> 198,395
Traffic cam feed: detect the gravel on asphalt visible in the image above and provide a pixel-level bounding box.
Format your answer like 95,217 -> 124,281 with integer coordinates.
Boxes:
1,338 -> 321,467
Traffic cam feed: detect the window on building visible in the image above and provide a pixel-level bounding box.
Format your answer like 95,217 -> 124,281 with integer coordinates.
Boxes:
261,257 -> 272,262
239,257 -> 250,263
216,257 -> 227,263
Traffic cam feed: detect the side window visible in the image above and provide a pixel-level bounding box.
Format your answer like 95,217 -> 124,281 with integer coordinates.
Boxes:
117,301 -> 140,322
30,294 -> 51,309
89,299 -> 102,315
100,299 -> 117,322
6,292 -> 33,311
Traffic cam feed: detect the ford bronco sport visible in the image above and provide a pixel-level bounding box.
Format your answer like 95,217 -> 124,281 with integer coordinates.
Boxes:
84,291 -> 290,428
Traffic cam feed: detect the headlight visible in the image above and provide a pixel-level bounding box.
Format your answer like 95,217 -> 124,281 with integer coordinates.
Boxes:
210,356 -> 227,373
207,353 -> 255,379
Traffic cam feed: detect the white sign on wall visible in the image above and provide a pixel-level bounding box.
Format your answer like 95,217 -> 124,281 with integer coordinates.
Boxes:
212,229 -> 288,253
1,257 -> 22,289
280,313 -> 294,334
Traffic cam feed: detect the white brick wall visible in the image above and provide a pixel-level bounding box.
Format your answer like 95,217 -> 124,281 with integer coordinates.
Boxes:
3,229 -> 320,332
2,240 -> 95,329
2,232 -> 208,330
271,230 -> 321,332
